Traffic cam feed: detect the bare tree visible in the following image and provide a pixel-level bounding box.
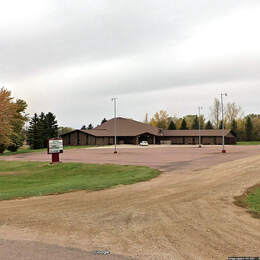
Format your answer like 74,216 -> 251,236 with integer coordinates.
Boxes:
210,98 -> 221,128
225,102 -> 243,124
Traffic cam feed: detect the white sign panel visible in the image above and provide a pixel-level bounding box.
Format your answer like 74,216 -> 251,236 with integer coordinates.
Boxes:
48,139 -> 63,154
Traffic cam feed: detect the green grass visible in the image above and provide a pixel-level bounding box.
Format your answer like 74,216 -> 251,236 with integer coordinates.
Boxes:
234,184 -> 260,218
0,161 -> 159,200
237,141 -> 260,145
0,145 -> 95,156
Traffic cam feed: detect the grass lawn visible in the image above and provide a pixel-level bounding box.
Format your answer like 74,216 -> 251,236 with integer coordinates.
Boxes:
237,141 -> 260,145
0,145 -> 96,156
234,184 -> 260,218
0,161 -> 159,201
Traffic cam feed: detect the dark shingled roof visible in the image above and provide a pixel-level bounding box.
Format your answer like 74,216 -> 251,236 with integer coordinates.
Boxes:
82,117 -> 159,137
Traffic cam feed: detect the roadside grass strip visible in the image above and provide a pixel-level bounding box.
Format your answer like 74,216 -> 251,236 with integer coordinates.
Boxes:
0,145 -> 96,156
234,184 -> 260,219
237,141 -> 260,145
0,161 -> 159,200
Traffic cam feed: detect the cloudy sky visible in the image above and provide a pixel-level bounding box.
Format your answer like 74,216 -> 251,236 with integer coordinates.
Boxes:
1,0 -> 260,128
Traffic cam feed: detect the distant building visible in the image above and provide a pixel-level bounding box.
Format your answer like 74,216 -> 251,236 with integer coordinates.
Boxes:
61,117 -> 236,146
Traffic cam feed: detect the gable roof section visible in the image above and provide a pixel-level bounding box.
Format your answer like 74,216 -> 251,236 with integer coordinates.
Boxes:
83,117 -> 159,137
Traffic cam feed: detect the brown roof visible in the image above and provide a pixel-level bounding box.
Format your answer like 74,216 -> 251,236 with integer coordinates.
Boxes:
61,118 -> 235,138
162,129 -> 233,137
82,117 -> 159,137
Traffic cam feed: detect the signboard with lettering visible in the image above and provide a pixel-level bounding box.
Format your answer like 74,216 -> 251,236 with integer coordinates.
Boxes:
48,139 -> 63,154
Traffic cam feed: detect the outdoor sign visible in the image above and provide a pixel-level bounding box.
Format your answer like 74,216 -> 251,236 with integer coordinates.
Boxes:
48,139 -> 63,154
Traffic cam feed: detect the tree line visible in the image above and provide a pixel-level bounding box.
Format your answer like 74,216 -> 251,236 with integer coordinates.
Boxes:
146,99 -> 259,141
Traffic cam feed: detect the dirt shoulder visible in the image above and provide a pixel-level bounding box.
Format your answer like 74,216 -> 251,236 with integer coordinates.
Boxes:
0,149 -> 260,259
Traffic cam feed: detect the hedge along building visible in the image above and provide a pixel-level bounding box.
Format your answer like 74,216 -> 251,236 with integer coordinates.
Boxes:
61,117 -> 237,146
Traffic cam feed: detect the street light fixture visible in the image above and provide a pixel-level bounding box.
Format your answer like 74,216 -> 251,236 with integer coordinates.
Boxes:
198,106 -> 203,148
221,93 -> 227,153
111,97 -> 118,154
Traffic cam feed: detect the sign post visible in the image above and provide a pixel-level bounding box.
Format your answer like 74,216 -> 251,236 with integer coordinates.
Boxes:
47,138 -> 63,163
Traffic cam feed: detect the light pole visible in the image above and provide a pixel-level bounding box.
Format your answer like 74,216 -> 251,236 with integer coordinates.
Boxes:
111,97 -> 118,154
221,93 -> 227,153
198,106 -> 203,148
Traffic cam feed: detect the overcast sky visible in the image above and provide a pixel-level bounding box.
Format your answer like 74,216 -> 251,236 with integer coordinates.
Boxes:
1,0 -> 260,128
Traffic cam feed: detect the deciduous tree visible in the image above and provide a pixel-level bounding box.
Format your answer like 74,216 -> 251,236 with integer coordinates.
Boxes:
225,102 -> 242,125
7,99 -> 28,152
0,88 -> 16,150
210,98 -> 221,128
150,110 -> 169,129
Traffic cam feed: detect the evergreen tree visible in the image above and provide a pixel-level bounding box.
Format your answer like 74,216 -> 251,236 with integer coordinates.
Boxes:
101,118 -> 107,124
167,120 -> 176,130
205,120 -> 214,129
245,116 -> 253,141
28,114 -> 42,149
191,116 -> 199,129
180,119 -> 188,130
44,112 -> 58,147
231,119 -> 238,135
219,120 -> 224,129
81,125 -> 87,130
87,124 -> 93,130
38,112 -> 47,148
27,112 -> 58,149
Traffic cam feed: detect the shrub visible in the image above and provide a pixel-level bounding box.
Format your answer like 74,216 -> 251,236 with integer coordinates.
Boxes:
0,144 -> 6,154
7,145 -> 19,152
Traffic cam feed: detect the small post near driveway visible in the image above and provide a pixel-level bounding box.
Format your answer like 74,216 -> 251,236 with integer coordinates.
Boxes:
111,97 -> 118,154
220,93 -> 227,153
47,138 -> 63,163
198,106 -> 203,148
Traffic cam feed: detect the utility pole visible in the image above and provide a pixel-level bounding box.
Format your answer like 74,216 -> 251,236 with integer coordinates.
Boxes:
111,98 -> 118,154
198,106 -> 203,148
221,93 -> 227,153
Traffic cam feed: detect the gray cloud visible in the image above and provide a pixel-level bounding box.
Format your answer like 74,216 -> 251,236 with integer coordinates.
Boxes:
1,0 -> 260,127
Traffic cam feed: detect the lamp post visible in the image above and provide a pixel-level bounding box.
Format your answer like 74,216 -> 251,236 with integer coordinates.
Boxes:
221,93 -> 227,153
198,106 -> 203,148
111,97 -> 118,154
